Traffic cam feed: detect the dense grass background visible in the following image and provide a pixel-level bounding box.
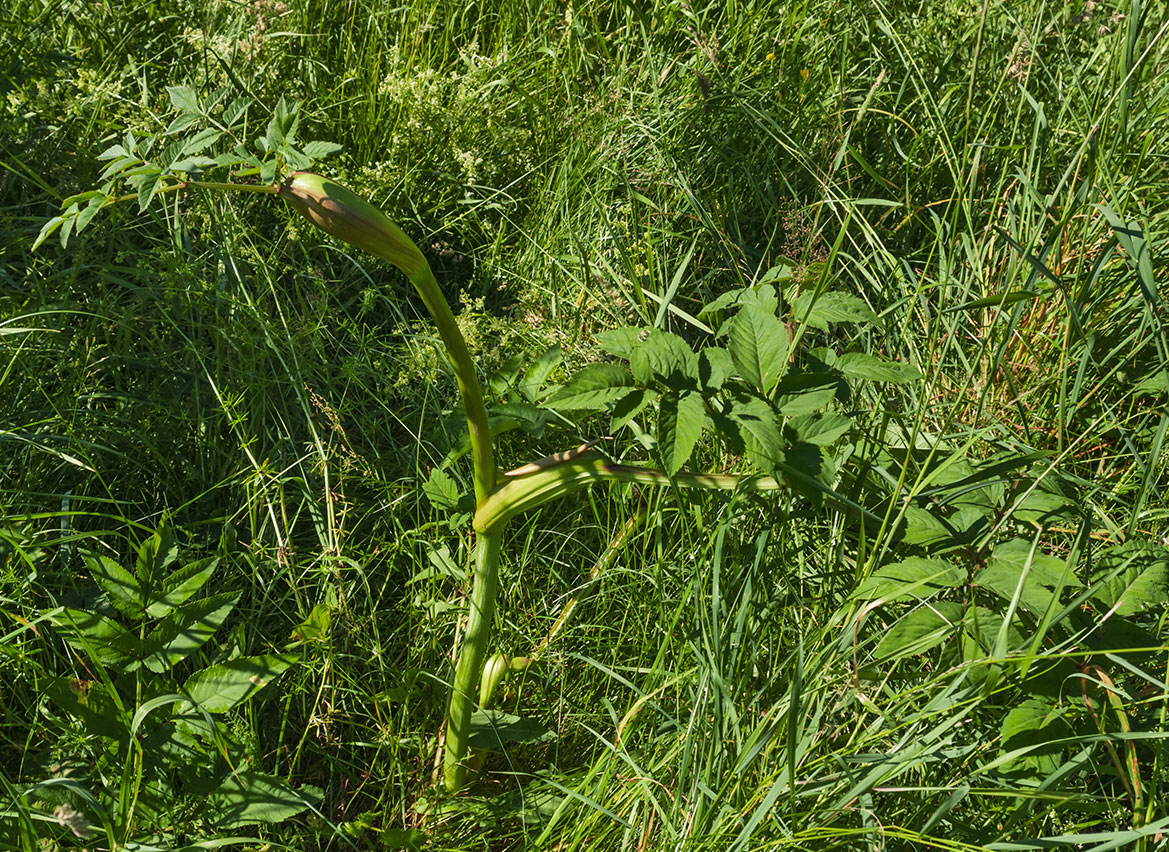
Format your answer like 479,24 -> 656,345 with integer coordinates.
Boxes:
3,0 -> 1169,849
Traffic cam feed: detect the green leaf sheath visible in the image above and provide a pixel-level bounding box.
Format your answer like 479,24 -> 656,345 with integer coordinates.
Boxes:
444,531 -> 503,791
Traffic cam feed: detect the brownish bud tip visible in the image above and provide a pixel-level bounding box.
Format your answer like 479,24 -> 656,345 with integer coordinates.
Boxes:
278,172 -> 426,276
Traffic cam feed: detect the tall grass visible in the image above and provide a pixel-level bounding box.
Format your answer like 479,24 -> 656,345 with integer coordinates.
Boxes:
3,0 -> 1168,848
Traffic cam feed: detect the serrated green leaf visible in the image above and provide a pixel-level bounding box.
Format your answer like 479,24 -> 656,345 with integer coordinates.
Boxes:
658,391 -> 706,474
137,170 -> 163,212
204,770 -> 321,829
259,157 -> 279,184
180,127 -> 222,156
792,291 -> 877,328
1091,542 -> 1169,617
183,654 -> 299,712
852,558 -> 965,602
835,352 -> 921,384
170,155 -> 219,172
610,388 -> 657,432
1013,488 -> 1075,528
699,347 -> 734,392
136,523 -> 179,586
97,144 -> 129,161
52,609 -> 140,668
167,85 -> 200,113
724,395 -> 784,468
548,363 -> 634,410
977,539 -> 1079,613
895,505 -> 953,546
33,216 -> 65,251
292,602 -> 332,643
729,305 -> 788,393
630,329 -> 698,389
786,412 -> 852,446
874,602 -> 963,662
468,709 -> 556,749
224,96 -> 252,126
596,327 -> 642,359
519,345 -> 561,401
82,551 -> 144,619
59,204 -> 78,247
164,112 -> 200,135
423,467 -> 460,510
148,557 -> 219,618
774,373 -> 841,415
303,140 -> 344,158
141,592 -> 238,673
73,196 -> 106,233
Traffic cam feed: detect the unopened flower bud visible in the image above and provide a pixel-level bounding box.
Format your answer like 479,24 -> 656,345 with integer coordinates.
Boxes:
278,172 -> 426,276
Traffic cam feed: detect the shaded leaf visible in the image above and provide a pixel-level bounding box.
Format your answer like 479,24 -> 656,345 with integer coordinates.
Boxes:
52,609 -> 140,668
141,592 -> 238,673
977,539 -> 1079,613
792,291 -> 877,328
630,329 -> 698,389
1090,541 -> 1169,617
83,551 -> 144,619
468,709 -> 556,749
148,557 -> 219,618
423,468 -> 460,511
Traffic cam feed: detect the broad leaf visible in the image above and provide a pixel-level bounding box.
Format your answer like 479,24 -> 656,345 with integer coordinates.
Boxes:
147,557 -> 219,618
204,770 -> 322,829
835,352 -> 922,384
630,329 -> 698,389
724,395 -> 784,469
136,523 -> 179,587
698,347 -> 734,392
1090,541 -> 1169,617
52,609 -> 140,668
658,391 -> 706,474
141,592 -> 239,673
468,709 -> 556,749
786,412 -> 852,446
728,304 -> 788,393
519,345 -> 561,401
610,388 -> 657,432
548,363 -> 634,410
595,326 -> 642,359
792,291 -> 877,328
874,602 -> 964,661
853,558 -> 965,602
423,468 -> 460,511
183,654 -> 299,712
83,551 -> 144,619
291,602 -> 332,644
167,85 -> 199,113
977,539 -> 1080,613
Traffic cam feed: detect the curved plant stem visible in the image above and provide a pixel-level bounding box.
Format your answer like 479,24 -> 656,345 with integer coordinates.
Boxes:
443,530 -> 502,791
403,265 -> 495,506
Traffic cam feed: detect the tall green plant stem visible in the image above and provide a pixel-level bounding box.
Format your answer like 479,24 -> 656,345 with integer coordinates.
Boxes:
403,265 -> 496,505
443,530 -> 502,791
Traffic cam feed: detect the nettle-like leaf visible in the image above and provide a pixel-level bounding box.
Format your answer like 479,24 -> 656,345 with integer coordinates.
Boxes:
874,601 -> 964,661
1090,541 -> 1169,617
630,328 -> 698,390
728,304 -> 788,394
722,394 -> 784,469
83,551 -> 145,619
146,557 -> 220,619
468,709 -> 556,749
52,609 -> 141,668
548,363 -> 635,410
204,769 -> 322,829
852,558 -> 965,602
657,391 -> 706,474
977,539 -> 1080,614
835,352 -> 922,384
141,592 -> 239,673
423,467 -> 461,511
182,654 -> 299,713
791,291 -> 877,329
136,523 -> 179,588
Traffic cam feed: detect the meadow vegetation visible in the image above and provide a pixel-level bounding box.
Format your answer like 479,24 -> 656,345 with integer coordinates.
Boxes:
3,0 -> 1169,849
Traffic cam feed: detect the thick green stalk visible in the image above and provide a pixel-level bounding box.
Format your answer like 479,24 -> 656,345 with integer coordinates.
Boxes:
443,530 -> 502,791
404,265 -> 495,505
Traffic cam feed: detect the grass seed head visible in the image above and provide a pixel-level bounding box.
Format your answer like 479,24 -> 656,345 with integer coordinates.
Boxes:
279,172 -> 426,276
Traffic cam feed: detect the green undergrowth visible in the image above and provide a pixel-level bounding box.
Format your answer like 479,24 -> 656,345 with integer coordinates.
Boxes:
3,0 -> 1169,849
